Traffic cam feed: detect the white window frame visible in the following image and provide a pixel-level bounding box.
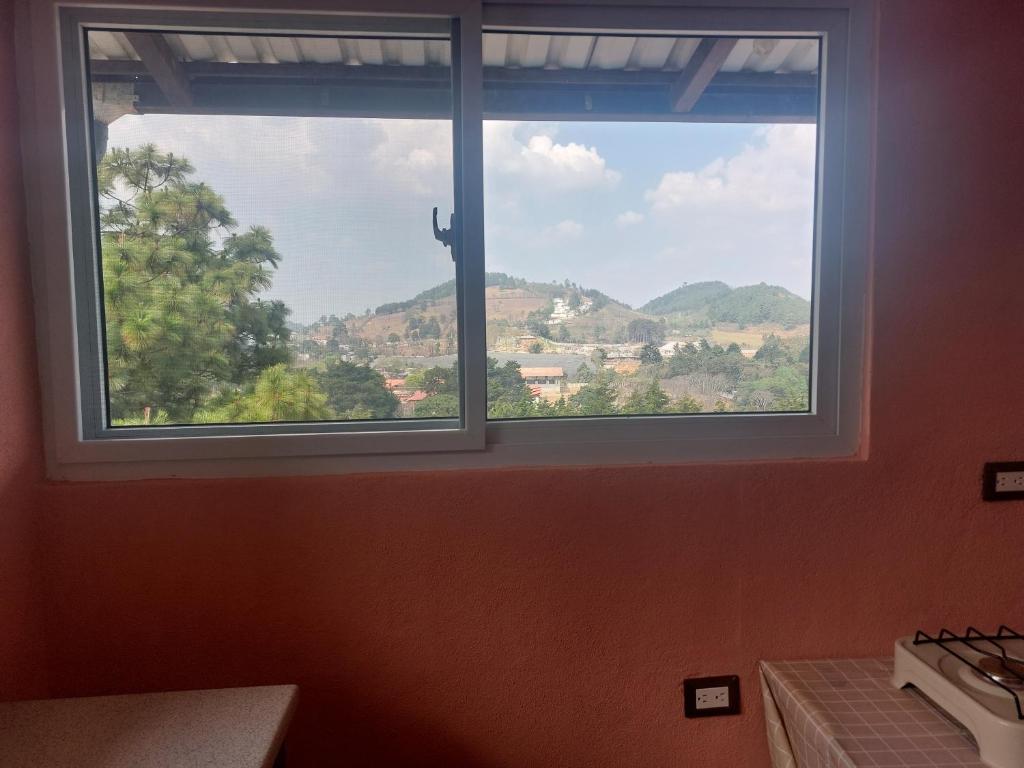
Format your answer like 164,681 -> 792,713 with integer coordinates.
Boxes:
16,0 -> 876,480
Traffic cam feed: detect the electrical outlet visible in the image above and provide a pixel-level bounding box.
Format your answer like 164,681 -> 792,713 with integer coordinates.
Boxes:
983,462 -> 1024,501
996,472 -> 1024,492
683,675 -> 741,718
695,686 -> 730,710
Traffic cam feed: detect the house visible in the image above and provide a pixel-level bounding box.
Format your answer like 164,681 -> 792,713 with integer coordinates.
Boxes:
522,367 -> 579,403
545,295 -> 595,325
519,367 -> 565,386
2,2 -> 1022,767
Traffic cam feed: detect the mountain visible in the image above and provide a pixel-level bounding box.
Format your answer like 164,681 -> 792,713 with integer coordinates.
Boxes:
640,281 -> 732,315
298,275 -> 811,355
643,281 -> 810,327
374,273 -> 563,316
706,283 -> 811,326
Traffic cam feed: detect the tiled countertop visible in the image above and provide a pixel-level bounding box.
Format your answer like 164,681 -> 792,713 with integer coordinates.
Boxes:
0,684 -> 297,768
760,658 -> 985,768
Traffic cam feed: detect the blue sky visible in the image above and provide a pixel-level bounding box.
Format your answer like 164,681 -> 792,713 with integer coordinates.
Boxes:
107,115 -> 816,324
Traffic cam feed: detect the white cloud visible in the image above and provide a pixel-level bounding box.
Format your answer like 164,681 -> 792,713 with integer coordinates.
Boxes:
541,219 -> 584,240
108,114 -> 338,193
598,124 -> 819,306
645,125 -> 816,213
615,210 -> 645,228
484,122 -> 621,191
106,114 -> 463,322
368,119 -> 453,197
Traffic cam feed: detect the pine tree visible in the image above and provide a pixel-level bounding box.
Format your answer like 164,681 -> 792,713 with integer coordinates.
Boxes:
623,380 -> 670,415
98,145 -> 294,423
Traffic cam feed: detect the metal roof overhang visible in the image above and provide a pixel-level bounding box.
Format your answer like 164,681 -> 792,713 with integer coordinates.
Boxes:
88,32 -> 819,123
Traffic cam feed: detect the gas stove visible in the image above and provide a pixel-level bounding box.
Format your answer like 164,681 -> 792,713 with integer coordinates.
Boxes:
892,626 -> 1024,768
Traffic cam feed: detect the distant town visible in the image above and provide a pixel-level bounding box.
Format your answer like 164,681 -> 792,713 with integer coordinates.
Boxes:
285,273 -> 812,419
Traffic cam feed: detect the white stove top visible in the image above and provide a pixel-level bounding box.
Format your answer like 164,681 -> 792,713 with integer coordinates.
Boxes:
893,628 -> 1024,768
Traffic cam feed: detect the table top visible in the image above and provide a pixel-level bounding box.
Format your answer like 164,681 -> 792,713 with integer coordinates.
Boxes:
0,685 -> 297,768
760,658 -> 985,768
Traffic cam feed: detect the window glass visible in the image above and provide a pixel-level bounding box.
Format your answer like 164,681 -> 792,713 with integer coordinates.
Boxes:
87,27 -> 459,427
479,32 -> 819,419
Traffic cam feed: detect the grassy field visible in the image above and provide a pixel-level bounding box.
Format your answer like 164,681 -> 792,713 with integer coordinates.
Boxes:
705,323 -> 811,349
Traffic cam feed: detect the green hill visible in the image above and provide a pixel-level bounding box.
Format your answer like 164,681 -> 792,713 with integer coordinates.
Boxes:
643,281 -> 810,326
351,276 -> 809,350
707,283 -> 810,326
640,281 -> 732,315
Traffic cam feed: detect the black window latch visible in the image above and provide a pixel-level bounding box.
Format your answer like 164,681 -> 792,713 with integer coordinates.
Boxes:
432,206 -> 456,262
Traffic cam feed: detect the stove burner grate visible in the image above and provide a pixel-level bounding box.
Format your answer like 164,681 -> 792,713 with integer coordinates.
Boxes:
913,626 -> 1024,720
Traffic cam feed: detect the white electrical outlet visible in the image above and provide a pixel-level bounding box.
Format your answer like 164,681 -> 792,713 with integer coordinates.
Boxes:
684,675 -> 740,717
995,471 -> 1024,492
695,686 -> 730,710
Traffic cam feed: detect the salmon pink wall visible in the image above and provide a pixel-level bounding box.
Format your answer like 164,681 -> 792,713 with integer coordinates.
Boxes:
4,0 -> 1024,765
0,0 -> 46,700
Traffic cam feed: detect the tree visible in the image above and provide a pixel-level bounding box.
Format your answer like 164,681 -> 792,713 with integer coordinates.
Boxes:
528,341 -> 544,354
420,317 -> 442,339
672,395 -> 703,414
754,334 -> 789,365
639,343 -> 663,365
740,366 -> 809,411
421,365 -> 458,396
569,370 -> 618,415
487,358 -> 529,400
351,344 -> 375,365
98,145 -> 288,421
415,393 -> 459,418
487,358 -> 534,417
226,298 -> 291,385
526,303 -> 553,339
623,380 -> 670,414
317,359 -> 399,418
668,345 -> 698,376
627,318 -> 666,346
576,363 -> 593,383
198,364 -> 332,422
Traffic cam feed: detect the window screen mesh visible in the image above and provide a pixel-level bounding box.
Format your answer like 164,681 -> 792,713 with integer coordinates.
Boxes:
88,27 -> 460,427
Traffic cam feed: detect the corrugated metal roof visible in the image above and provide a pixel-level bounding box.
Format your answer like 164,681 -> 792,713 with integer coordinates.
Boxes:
88,31 -> 818,75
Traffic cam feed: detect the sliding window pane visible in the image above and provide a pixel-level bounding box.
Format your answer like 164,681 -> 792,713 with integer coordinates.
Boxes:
88,26 -> 461,427
481,32 -> 819,419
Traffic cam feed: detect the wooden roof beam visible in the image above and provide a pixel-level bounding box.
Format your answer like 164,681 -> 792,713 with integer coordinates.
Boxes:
669,38 -> 738,113
123,32 -> 193,108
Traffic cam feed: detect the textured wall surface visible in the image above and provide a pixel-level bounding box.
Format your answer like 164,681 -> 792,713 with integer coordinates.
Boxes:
0,0 -> 46,700
4,0 -> 1024,765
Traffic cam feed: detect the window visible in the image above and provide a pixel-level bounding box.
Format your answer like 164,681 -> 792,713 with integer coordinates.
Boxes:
89,28 -> 461,430
21,1 -> 874,477
481,33 -> 819,420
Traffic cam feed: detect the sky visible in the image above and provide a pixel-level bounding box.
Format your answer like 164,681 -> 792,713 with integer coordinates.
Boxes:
107,114 -> 817,325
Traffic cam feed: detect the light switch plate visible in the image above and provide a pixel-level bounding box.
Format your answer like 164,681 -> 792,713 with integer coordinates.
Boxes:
682,675 -> 741,718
